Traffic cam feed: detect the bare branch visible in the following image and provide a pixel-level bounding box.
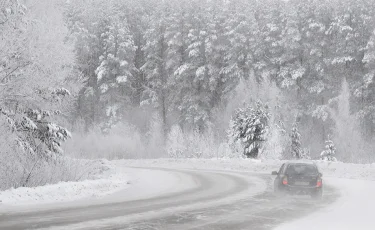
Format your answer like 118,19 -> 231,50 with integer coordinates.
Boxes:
0,62 -> 31,83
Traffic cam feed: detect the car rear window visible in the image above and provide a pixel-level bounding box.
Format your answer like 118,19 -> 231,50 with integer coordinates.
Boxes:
285,164 -> 318,175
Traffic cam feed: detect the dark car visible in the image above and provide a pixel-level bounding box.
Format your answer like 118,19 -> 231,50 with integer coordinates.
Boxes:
271,161 -> 323,198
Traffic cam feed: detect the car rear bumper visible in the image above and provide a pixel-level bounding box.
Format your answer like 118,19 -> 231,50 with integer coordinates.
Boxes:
283,185 -> 322,194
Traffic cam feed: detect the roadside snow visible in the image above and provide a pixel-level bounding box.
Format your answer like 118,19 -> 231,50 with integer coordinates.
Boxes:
0,174 -> 129,205
275,178 -> 375,230
0,164 -> 198,214
0,159 -> 129,206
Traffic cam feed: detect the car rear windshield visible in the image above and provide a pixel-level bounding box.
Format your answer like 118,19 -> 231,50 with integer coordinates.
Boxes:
285,164 -> 318,175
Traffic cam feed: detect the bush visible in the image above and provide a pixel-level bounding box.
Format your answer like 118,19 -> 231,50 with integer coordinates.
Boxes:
321,137 -> 337,162
167,125 -> 238,158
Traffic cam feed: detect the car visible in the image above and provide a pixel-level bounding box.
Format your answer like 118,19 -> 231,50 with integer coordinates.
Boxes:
271,161 -> 323,199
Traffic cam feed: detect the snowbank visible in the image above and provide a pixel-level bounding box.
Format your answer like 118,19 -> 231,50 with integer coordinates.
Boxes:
0,159 -> 129,206
0,175 -> 129,205
0,161 -> 199,211
315,160 -> 375,180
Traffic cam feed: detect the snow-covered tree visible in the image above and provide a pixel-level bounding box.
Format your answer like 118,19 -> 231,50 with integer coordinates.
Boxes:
1,88 -> 72,159
290,121 -> 303,159
357,29 -> 375,138
301,148 -> 311,160
65,0 -> 137,132
141,4 -> 170,137
171,1 -> 225,131
223,2 -> 257,81
229,101 -> 270,158
62,0 -> 375,161
65,1 -> 107,130
0,0 -> 82,189
1,0 -> 72,156
321,137 -> 337,161
96,15 -> 135,129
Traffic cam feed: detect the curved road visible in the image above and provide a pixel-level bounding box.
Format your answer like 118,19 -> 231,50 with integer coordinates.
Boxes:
0,168 -> 338,230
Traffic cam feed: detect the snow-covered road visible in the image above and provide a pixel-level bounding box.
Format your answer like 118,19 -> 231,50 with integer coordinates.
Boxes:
0,165 -> 339,230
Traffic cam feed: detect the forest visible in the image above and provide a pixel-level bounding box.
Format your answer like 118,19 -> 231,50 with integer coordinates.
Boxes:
1,0 -> 375,189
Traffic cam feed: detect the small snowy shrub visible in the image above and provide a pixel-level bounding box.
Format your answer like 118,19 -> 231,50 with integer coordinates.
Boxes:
301,148 -> 311,160
321,137 -> 337,161
218,142 -> 240,158
167,125 -> 186,158
167,126 -> 228,158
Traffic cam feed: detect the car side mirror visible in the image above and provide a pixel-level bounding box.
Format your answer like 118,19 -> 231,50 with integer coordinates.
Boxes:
271,171 -> 278,175
319,173 -> 323,177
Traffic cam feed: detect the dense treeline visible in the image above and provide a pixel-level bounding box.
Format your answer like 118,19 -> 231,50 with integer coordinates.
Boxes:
64,0 -> 375,161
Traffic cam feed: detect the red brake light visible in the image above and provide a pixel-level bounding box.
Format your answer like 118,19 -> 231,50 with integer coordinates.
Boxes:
317,178 -> 322,187
282,177 -> 288,185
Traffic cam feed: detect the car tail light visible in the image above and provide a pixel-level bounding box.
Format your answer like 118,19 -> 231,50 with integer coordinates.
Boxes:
282,176 -> 288,185
317,178 -> 322,187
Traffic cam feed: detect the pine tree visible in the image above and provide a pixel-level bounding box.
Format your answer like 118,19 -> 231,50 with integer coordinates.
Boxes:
357,28 -> 375,137
141,3 -> 170,137
96,14 -> 136,130
229,101 -> 270,158
172,4 -> 214,130
222,1 -> 259,94
254,0 -> 285,84
65,1 -> 107,130
277,5 -> 304,89
65,0 -> 137,131
290,121 -> 302,159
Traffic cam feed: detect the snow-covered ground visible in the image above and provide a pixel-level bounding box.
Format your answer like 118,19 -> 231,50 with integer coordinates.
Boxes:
0,159 -> 129,206
3,158 -> 375,207
0,161 -> 198,214
276,178 -> 375,230
3,157 -> 375,230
